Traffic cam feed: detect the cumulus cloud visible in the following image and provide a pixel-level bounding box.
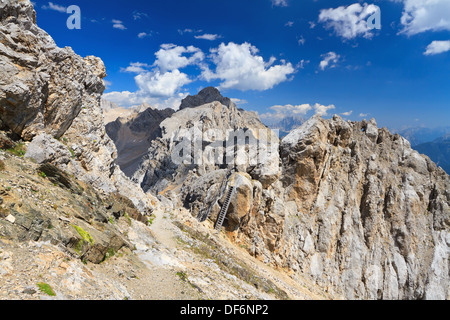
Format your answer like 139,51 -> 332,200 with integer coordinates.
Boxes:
154,44 -> 204,73
104,44 -> 204,108
260,103 -> 336,122
134,70 -> 192,98
41,2 -> 66,13
202,42 -> 296,91
313,103 -> 336,116
395,0 -> 450,35
103,91 -> 188,110
319,3 -> 380,39
319,52 -> 340,71
112,19 -> 127,30
424,40 -> 450,55
194,34 -> 222,41
105,42 -> 296,109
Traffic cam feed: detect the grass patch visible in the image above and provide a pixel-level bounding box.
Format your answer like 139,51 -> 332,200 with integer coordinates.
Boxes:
67,147 -> 75,158
6,143 -> 26,157
37,282 -> 56,296
101,248 -> 116,263
147,214 -> 156,226
72,225 -> 95,245
176,271 -> 188,282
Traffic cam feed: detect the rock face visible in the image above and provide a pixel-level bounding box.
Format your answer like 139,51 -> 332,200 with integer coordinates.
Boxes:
105,106 -> 175,177
136,95 -> 449,299
0,0 -> 155,214
241,115 -> 449,300
0,0 -> 105,141
132,95 -> 276,198
179,87 -> 234,110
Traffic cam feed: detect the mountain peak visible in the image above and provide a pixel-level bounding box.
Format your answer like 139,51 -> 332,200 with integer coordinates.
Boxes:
179,87 -> 235,110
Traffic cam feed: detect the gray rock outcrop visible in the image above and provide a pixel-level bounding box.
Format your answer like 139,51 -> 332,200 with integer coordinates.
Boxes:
0,0 -> 105,141
135,96 -> 450,299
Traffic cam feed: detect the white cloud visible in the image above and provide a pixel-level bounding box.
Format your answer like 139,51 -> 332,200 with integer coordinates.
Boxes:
272,0 -> 288,7
396,0 -> 450,35
103,91 -> 188,110
341,110 -> 353,116
104,44 -> 204,109
194,34 -> 222,41
41,2 -> 66,13
135,69 -> 191,98
103,80 -> 112,89
178,28 -> 202,35
319,3 -> 380,39
133,11 -> 148,20
154,44 -> 204,73
112,19 -> 127,30
359,113 -> 369,117
138,32 -> 152,39
285,21 -> 294,27
424,40 -> 450,55
319,52 -> 340,71
313,103 -> 336,116
231,98 -> 248,105
298,59 -> 310,69
121,62 -> 152,74
202,42 -> 295,91
298,35 -> 306,46
260,103 -> 335,122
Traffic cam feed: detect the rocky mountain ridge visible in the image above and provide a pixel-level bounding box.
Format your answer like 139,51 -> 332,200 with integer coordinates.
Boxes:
0,0 -> 448,301
131,103 -> 449,299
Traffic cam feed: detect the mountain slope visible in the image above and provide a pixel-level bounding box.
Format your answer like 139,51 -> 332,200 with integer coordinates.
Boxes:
105,106 -> 175,176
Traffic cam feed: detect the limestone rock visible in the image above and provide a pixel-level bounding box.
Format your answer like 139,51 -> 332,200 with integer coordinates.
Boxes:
0,0 -> 106,141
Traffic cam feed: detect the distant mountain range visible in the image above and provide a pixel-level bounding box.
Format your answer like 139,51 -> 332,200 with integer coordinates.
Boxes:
394,126 -> 450,146
266,116 -> 305,137
414,134 -> 450,174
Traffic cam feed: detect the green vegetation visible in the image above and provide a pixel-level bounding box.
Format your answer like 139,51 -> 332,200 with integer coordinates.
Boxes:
37,282 -> 56,296
123,212 -> 132,226
68,147 -> 75,158
6,143 -> 26,157
147,214 -> 156,226
38,171 -> 47,178
176,271 -> 188,282
72,225 -> 95,245
102,248 -> 116,262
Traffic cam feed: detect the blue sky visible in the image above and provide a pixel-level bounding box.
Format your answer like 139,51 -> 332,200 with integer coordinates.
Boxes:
33,0 -> 450,131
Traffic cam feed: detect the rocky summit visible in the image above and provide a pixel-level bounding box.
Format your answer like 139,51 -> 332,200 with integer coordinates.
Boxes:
0,0 -> 448,301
